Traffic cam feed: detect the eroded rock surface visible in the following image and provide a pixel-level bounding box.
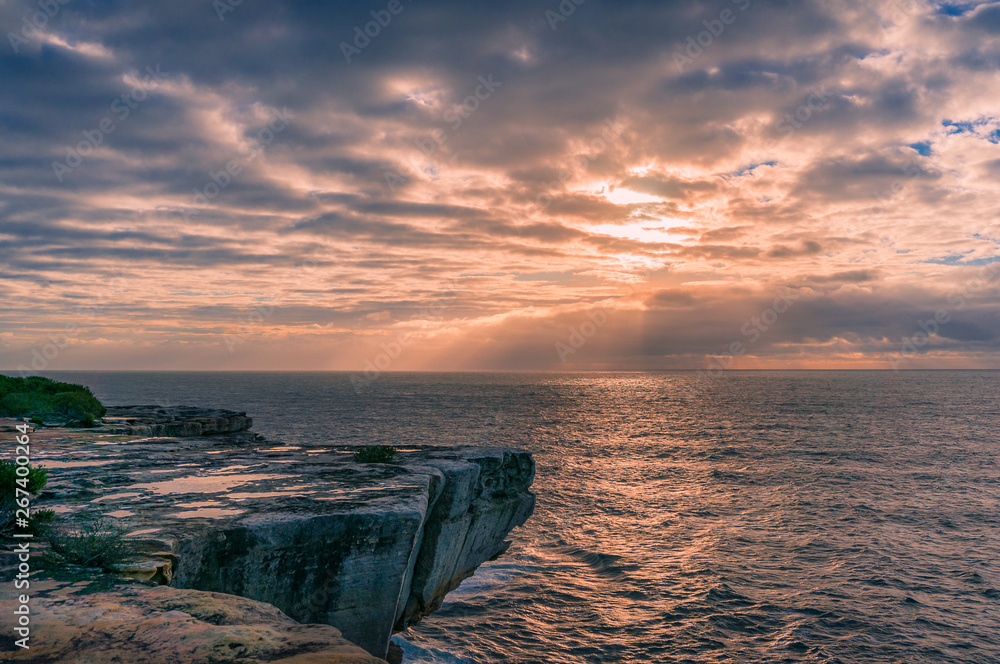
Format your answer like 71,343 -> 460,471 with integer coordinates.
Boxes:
101,405 -> 254,438
0,580 -> 386,663
31,431 -> 535,659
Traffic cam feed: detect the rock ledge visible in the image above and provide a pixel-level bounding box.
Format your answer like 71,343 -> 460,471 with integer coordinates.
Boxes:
101,405 -> 254,438
25,424 -> 535,659
2,580 -> 387,664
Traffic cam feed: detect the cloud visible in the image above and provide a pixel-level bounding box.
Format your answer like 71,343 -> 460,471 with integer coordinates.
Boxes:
1,0 -> 998,370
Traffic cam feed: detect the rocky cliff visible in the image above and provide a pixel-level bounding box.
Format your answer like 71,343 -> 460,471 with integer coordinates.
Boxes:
101,405 -> 255,437
3,580 -> 386,664
26,417 -> 535,660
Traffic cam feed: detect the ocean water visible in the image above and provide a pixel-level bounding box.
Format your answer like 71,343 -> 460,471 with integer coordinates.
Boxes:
45,371 -> 1000,663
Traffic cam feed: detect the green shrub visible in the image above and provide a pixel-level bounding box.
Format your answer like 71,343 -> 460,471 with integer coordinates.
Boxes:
0,460 -> 48,497
30,416 -> 44,426
43,516 -> 138,572
32,509 -> 55,522
29,509 -> 55,535
0,460 -> 49,538
0,375 -> 105,425
0,393 -> 33,416
353,445 -> 397,463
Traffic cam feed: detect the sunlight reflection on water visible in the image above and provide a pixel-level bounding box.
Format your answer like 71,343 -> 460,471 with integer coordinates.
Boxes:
53,370 -> 1000,664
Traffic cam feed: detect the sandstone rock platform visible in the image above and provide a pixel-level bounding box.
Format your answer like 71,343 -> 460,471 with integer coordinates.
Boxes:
23,427 -> 535,659
1,579 -> 386,663
100,405 -> 255,438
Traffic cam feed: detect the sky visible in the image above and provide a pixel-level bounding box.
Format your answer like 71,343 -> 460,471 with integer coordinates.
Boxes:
1,0 -> 999,372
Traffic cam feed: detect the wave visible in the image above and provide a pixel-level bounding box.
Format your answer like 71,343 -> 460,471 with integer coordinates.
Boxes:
392,636 -> 482,664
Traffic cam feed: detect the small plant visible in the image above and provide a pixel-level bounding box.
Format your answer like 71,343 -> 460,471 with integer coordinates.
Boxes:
43,516 -> 138,572
353,445 -> 397,464
29,509 -> 55,535
0,459 -> 47,495
30,416 -> 44,426
0,460 -> 49,538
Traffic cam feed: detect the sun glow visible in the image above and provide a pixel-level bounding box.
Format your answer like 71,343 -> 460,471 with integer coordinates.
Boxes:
603,187 -> 663,205
591,221 -> 694,244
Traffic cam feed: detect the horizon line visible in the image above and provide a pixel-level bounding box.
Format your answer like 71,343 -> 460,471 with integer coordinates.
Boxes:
6,369 -> 999,374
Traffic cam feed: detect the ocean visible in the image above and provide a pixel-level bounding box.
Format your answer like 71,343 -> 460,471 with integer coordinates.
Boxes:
44,371 -> 1000,663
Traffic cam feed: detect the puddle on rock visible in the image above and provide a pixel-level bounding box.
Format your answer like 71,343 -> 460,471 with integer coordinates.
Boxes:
132,474 -> 285,495
93,492 -> 142,503
210,465 -> 255,474
37,460 -> 111,469
227,489 -> 318,500
49,505 -> 84,515
174,508 -> 245,519
128,528 -> 161,536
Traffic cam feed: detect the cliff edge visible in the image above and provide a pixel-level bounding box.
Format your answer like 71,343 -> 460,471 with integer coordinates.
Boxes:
16,415 -> 535,660
2,580 -> 386,664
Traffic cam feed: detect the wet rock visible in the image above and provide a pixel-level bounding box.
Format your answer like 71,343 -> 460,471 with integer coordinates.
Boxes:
0,418 -> 34,433
0,580 -> 386,663
31,434 -> 535,660
101,405 -> 254,438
